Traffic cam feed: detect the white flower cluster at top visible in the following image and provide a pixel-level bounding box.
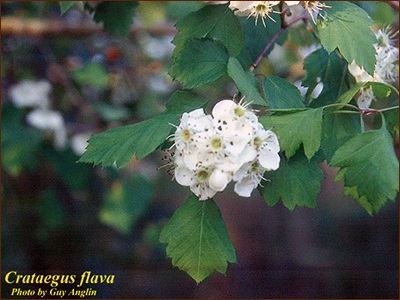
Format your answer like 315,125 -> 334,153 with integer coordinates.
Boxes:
168,99 -> 280,200
228,1 -> 329,26
348,27 -> 399,110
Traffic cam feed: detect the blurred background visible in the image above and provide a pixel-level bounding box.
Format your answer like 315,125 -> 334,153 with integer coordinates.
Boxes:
1,1 -> 398,298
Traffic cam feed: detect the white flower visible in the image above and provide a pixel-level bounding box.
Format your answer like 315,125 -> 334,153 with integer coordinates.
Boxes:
171,108 -> 213,152
374,28 -> 399,83
348,61 -> 376,83
9,80 -> 52,110
303,1 -> 330,24
71,133 -> 91,156
175,165 -> 219,200
26,109 -> 67,150
229,1 -> 280,26
233,161 -> 266,197
347,28 -> 399,110
252,126 -> 280,170
356,86 -> 375,110
168,99 -> 280,200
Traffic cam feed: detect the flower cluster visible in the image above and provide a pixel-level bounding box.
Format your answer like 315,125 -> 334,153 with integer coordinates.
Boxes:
348,27 -> 399,110
228,1 -> 329,26
168,99 -> 280,200
9,79 -> 68,150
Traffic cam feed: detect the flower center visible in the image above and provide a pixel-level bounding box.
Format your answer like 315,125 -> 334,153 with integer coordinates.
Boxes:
253,136 -> 263,147
210,137 -> 223,150
234,106 -> 246,117
251,161 -> 260,173
255,4 -> 269,15
196,169 -> 210,182
181,129 -> 191,142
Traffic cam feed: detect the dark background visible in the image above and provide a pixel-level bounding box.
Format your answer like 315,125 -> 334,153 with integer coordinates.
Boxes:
2,1 -> 399,298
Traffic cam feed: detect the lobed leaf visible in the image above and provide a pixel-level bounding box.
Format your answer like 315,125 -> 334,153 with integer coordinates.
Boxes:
159,195 -> 237,283
262,76 -> 305,109
302,48 -> 351,107
261,151 -> 325,210
79,91 -> 209,168
330,122 -> 399,215
172,3 -> 243,57
169,39 -> 229,89
227,57 -> 266,106
321,113 -> 361,163
259,108 -> 324,160
316,1 -> 377,76
93,1 -> 138,37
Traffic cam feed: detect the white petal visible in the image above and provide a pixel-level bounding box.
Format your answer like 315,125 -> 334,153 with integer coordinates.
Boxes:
174,166 -> 193,186
233,163 -> 251,181
229,1 -> 254,13
209,169 -> 231,192
258,149 -> 280,170
191,183 -> 217,200
238,144 -> 258,163
234,176 -> 257,197
284,1 -> 300,6
212,100 -> 236,118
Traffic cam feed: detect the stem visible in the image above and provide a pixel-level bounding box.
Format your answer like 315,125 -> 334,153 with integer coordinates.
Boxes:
324,110 -> 361,115
323,103 -> 362,112
249,11 -> 310,71
359,113 -> 365,133
372,105 -> 399,112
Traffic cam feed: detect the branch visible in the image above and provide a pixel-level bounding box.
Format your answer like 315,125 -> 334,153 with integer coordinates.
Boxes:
0,16 -> 177,37
249,11 -> 309,71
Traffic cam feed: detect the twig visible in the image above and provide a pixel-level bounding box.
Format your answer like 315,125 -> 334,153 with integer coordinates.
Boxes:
249,11 -> 310,71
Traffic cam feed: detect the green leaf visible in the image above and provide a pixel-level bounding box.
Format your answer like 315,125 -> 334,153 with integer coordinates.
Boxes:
172,3 -> 243,57
262,151 -> 325,210
330,123 -> 399,215
302,48 -> 351,107
316,1 -> 377,75
321,112 -> 361,163
237,16 -> 287,69
100,177 -> 153,234
355,1 -> 396,26
259,108 -> 324,160
262,76 -> 305,109
72,62 -> 110,88
59,1 -> 79,15
93,1 -> 138,37
338,81 -> 397,104
227,57 -> 266,106
169,39 -> 229,89
381,101 -> 399,140
79,91 -> 209,168
159,195 -> 237,283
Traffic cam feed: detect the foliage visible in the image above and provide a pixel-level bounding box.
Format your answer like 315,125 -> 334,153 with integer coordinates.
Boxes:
159,195 -> 237,283
79,91 -> 208,168
261,151 -> 325,210
316,1 -> 377,75
331,121 -> 399,215
2,1 -> 397,286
